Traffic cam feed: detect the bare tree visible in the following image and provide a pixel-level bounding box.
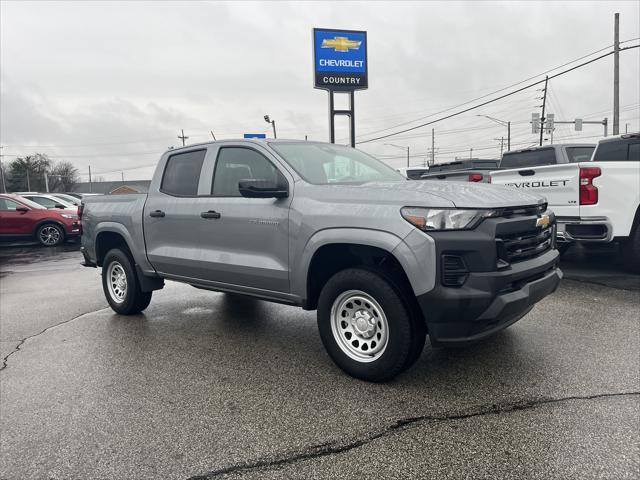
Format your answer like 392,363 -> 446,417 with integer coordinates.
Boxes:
49,161 -> 79,192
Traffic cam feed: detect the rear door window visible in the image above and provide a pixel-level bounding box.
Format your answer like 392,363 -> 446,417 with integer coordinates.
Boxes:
500,148 -> 557,168
592,140 -> 630,162
566,146 -> 595,163
628,143 -> 640,161
161,150 -> 206,196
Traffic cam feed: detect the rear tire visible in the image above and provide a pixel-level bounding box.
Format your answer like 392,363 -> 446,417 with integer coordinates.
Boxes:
102,248 -> 152,315
317,268 -> 415,382
36,223 -> 64,247
621,224 -> 640,273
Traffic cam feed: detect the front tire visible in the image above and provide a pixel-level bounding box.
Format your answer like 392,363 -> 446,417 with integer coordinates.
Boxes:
317,268 -> 416,382
36,223 -> 64,247
102,248 -> 152,315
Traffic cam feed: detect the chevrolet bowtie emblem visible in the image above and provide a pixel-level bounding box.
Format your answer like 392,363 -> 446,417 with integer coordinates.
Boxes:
321,36 -> 362,52
536,214 -> 550,229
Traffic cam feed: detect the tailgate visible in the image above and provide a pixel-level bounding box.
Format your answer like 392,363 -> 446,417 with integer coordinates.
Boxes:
490,164 -> 580,216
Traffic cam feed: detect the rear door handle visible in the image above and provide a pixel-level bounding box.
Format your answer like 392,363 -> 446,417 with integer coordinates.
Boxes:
149,210 -> 165,218
200,210 -> 221,219
518,170 -> 535,176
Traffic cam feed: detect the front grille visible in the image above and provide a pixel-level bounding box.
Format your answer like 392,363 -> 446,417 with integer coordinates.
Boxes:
497,226 -> 553,263
499,203 -> 547,218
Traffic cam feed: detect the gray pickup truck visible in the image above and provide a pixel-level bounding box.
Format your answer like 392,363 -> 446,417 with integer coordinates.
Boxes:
81,140 -> 562,382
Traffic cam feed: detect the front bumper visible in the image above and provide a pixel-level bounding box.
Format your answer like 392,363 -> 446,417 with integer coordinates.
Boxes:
418,250 -> 561,345
416,210 -> 562,346
556,216 -> 612,243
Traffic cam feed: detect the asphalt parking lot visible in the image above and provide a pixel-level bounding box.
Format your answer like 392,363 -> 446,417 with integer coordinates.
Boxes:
0,242 -> 638,479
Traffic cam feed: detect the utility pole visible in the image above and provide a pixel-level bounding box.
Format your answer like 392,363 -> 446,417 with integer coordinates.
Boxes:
88,165 -> 92,193
431,128 -> 435,166
613,12 -> 620,135
507,121 -> 511,151
26,169 -> 31,191
470,148 -> 473,159
495,137 -> 504,156
178,129 -> 188,146
539,76 -> 549,146
210,131 -> 217,141
406,146 -> 410,168
0,146 -> 6,193
121,172 -> 125,183
44,172 -> 49,192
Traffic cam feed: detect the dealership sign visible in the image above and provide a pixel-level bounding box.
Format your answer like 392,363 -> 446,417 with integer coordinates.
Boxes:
313,28 -> 368,91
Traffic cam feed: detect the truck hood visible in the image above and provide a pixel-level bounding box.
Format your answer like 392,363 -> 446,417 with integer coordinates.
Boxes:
335,180 -> 546,209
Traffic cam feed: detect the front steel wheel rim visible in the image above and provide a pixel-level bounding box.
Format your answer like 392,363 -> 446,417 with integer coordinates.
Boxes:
330,290 -> 389,363
107,261 -> 127,304
39,226 -> 60,245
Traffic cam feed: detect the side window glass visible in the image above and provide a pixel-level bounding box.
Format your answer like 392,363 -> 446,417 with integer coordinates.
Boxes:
593,141 -> 629,161
32,196 -> 57,207
628,143 -> 640,162
566,147 -> 595,163
0,199 -> 19,211
161,150 -> 206,196
212,148 -> 281,196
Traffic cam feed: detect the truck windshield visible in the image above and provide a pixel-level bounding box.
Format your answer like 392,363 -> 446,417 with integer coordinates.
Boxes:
500,148 -> 556,168
271,143 -> 405,184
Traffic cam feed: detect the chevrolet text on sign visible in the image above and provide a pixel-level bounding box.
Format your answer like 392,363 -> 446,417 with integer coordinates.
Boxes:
313,28 -> 368,91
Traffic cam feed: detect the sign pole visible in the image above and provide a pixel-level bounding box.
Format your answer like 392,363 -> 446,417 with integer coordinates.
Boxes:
313,28 -> 367,147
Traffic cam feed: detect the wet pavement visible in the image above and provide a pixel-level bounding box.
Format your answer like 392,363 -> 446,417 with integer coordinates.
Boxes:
0,242 -> 638,479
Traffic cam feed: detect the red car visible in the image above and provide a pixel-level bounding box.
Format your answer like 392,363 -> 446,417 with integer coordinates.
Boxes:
0,194 -> 81,246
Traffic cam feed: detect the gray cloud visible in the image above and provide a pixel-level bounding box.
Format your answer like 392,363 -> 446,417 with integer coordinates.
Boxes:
1,0 -> 638,179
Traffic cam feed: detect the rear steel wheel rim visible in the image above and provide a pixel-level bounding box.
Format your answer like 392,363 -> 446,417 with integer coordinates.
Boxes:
39,226 -> 60,245
107,261 -> 127,304
330,290 -> 389,363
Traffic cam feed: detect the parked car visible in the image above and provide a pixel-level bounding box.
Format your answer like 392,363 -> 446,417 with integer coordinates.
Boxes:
491,134 -> 639,269
396,166 -> 430,179
50,193 -> 82,206
81,140 -> 561,382
499,144 -> 595,169
419,159 -> 499,183
0,194 -> 81,246
19,193 -> 76,209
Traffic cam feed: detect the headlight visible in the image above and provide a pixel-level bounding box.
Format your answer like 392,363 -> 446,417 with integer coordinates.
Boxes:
401,207 -> 498,231
60,214 -> 78,219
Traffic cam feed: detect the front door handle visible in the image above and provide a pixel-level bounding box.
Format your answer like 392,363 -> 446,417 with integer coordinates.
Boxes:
149,210 -> 165,218
201,210 -> 221,219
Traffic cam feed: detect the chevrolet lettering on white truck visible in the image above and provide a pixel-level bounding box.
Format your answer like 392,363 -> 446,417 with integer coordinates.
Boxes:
81,140 -> 562,382
492,134 -> 640,270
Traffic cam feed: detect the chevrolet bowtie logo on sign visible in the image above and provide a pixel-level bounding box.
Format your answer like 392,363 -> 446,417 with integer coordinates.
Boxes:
321,36 -> 362,53
536,214 -> 551,229
314,28 -> 368,91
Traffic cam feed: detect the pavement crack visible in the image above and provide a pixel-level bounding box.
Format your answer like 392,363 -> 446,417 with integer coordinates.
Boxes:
0,306 -> 109,372
187,391 -> 640,479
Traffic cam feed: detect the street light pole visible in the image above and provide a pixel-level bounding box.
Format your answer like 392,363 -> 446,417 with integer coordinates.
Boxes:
385,143 -> 410,168
264,115 -> 277,138
476,115 -> 511,153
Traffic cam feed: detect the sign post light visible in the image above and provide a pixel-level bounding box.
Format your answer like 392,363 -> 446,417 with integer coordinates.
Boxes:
313,28 -> 368,147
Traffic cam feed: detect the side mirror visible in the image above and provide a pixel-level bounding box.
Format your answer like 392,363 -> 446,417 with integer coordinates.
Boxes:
16,206 -> 29,213
238,179 -> 288,198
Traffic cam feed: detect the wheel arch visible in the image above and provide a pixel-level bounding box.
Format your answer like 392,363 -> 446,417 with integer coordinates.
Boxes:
298,228 -> 428,312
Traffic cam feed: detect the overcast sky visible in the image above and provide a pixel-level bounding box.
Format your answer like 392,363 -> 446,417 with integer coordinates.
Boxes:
1,0 -> 639,181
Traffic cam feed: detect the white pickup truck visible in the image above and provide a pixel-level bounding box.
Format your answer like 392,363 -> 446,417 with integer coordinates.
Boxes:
491,134 -> 640,270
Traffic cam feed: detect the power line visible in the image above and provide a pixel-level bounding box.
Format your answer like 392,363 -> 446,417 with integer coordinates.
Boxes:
357,43 -> 639,145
